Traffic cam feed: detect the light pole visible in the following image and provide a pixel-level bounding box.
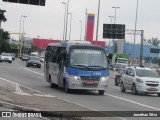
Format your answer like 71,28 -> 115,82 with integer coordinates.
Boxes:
108,16 -> 114,53
62,2 -> 66,41
68,13 -> 72,40
79,20 -> 82,41
96,0 -> 101,44
112,7 -> 120,24
112,7 -> 120,54
84,8 -> 88,40
108,16 -> 114,24
19,16 -> 22,58
132,0 -> 139,65
22,15 -> 27,54
65,0 -> 70,41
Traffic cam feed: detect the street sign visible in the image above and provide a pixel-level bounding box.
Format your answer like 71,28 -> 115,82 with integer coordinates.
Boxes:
3,0 -> 46,6
150,48 -> 160,53
103,24 -> 125,39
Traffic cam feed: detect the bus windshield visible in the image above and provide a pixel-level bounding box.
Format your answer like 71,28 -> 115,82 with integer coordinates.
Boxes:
70,49 -> 108,70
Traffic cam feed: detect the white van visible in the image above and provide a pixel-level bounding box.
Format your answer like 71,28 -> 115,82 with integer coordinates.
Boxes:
30,52 -> 39,57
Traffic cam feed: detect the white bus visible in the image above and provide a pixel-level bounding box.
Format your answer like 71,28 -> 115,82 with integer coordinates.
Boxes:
44,40 -> 109,95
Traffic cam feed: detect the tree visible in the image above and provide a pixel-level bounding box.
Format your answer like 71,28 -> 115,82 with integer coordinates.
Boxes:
0,29 -> 10,53
0,9 -> 7,29
145,37 -> 160,46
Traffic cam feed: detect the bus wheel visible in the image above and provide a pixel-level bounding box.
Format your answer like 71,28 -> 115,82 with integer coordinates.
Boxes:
64,81 -> 70,93
98,90 -> 105,95
49,76 -> 56,88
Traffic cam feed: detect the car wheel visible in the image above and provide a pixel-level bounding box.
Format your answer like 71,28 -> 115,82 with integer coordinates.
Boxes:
157,94 -> 160,97
37,65 -> 41,68
132,84 -> 138,95
98,90 -> 105,95
26,64 -> 29,67
0,60 -> 2,62
121,82 -> 126,92
9,61 -> 12,63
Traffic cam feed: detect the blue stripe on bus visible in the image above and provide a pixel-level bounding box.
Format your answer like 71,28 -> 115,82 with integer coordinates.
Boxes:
68,67 -> 109,77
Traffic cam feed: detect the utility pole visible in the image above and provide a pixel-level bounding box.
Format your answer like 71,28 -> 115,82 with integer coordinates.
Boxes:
139,30 -> 144,66
96,0 -> 100,45
132,0 -> 139,65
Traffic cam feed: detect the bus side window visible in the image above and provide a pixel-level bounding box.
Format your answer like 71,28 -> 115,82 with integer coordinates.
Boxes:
51,47 -> 57,63
45,46 -> 52,61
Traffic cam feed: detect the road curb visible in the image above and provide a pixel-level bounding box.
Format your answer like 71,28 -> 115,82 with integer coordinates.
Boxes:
0,77 -> 22,92
0,100 -> 41,111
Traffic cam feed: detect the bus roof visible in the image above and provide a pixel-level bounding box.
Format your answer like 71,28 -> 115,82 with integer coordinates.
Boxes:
47,40 -> 104,50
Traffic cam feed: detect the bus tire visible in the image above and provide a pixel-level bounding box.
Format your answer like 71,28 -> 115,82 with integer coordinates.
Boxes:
98,90 -> 105,95
64,81 -> 70,93
49,75 -> 56,88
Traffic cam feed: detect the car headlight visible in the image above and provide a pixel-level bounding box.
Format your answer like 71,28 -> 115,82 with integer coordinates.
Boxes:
136,78 -> 143,83
101,77 -> 108,82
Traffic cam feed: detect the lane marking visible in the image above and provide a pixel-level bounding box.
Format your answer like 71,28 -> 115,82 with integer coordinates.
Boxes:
0,66 -> 23,68
24,68 -> 44,76
105,93 -> 160,111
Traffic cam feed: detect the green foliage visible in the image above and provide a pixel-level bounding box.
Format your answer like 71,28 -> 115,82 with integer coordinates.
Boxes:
0,9 -> 7,22
144,37 -> 160,46
114,53 -> 128,59
0,39 -> 11,53
0,29 -> 11,53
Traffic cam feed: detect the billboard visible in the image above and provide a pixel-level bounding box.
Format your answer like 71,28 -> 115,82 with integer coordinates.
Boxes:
103,24 -> 125,39
150,48 -> 160,53
3,0 -> 46,6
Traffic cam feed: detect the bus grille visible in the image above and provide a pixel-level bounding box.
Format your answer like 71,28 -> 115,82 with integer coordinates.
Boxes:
80,76 -> 100,87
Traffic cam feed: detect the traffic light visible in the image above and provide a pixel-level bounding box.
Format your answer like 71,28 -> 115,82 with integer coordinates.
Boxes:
2,0 -> 46,6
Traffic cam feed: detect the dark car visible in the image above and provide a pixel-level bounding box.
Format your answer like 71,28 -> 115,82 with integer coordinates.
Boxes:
22,54 -> 29,61
26,56 -> 41,68
115,69 -> 124,86
113,63 -> 127,86
11,53 -> 16,60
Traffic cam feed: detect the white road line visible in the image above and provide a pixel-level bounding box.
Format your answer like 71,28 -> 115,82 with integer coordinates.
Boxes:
0,66 -> 23,68
24,68 -> 44,76
105,93 -> 160,111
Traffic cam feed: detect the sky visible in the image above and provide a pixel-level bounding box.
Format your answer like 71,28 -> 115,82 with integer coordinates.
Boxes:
0,0 -> 160,44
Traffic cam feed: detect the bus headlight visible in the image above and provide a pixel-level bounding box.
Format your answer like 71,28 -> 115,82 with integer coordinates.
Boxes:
101,77 -> 108,82
69,75 -> 79,81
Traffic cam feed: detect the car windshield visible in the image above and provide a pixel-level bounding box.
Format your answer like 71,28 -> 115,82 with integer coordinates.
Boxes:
136,69 -> 160,78
117,59 -> 128,64
23,54 -> 29,57
113,64 -> 126,69
2,53 -> 11,56
29,57 -> 40,61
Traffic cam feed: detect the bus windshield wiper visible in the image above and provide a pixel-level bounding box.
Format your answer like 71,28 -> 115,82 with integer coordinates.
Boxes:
88,66 -> 107,70
71,64 -> 89,68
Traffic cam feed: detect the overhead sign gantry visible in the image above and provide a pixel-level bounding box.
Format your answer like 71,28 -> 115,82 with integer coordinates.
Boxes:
3,0 -> 46,6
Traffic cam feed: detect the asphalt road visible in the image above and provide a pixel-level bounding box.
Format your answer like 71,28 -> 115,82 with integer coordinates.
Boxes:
0,59 -> 160,120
